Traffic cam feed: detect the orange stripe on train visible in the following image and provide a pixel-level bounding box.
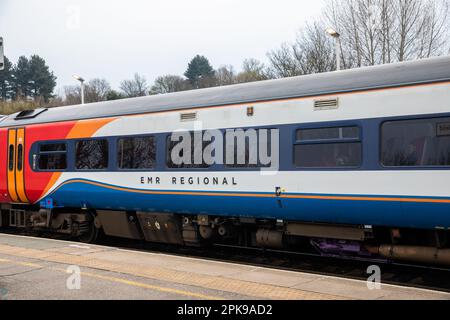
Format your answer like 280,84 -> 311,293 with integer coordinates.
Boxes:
44,179 -> 450,205
66,118 -> 117,139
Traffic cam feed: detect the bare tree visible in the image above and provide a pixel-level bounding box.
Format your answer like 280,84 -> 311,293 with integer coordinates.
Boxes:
120,73 -> 148,97
236,59 -> 270,83
324,0 -> 450,67
62,78 -> 111,104
267,22 -> 336,78
85,78 -> 111,102
267,43 -> 302,78
216,65 -> 236,86
46,96 -> 65,108
63,85 -> 82,105
149,75 -> 190,95
295,23 -> 337,74
268,0 -> 450,77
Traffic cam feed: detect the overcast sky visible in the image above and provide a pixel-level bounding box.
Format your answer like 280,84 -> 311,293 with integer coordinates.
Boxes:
0,0 -> 325,93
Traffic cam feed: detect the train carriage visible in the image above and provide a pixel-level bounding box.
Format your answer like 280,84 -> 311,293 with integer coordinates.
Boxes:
1,56 -> 450,265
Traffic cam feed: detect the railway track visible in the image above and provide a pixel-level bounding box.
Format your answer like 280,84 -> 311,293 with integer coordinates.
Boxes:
2,228 -> 450,293
100,235 -> 450,293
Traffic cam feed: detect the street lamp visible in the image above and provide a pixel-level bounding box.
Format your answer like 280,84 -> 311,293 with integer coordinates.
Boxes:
326,28 -> 341,71
72,75 -> 85,104
0,37 -> 4,71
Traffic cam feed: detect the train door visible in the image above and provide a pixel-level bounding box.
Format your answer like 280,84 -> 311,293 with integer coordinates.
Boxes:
7,127 -> 29,203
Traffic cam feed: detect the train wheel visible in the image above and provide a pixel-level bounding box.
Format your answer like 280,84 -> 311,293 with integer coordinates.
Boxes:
78,213 -> 101,244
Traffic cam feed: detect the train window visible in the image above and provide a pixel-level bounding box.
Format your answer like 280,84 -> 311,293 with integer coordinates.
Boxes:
381,117 -> 450,167
75,139 -> 108,170
166,132 -> 210,168
8,145 -> 14,171
17,145 -> 23,171
37,142 -> 68,171
39,154 -> 67,170
117,136 -> 156,169
297,127 -> 360,141
225,137 -> 259,168
40,143 -> 66,152
224,129 -> 274,168
294,126 -> 361,168
294,143 -> 361,168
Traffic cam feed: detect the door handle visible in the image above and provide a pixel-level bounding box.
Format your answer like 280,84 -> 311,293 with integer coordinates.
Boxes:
32,154 -> 37,170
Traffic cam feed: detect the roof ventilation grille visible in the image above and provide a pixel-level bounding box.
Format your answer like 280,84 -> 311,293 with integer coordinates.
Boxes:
180,112 -> 197,122
15,108 -> 48,120
314,98 -> 339,111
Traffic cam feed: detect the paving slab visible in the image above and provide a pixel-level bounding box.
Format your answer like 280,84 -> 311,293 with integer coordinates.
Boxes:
0,233 -> 449,300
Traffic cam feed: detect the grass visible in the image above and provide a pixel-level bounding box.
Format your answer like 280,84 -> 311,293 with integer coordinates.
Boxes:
0,101 -> 41,115
0,97 -> 64,115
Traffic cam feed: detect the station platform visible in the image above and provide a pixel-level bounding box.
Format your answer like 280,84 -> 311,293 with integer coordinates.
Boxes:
0,233 -> 449,300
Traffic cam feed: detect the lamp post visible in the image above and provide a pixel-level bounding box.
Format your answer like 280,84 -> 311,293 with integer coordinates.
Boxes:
326,28 -> 341,71
0,37 -> 4,71
72,75 -> 85,104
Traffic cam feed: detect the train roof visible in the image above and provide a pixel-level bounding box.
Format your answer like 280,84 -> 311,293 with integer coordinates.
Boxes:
1,55 -> 450,128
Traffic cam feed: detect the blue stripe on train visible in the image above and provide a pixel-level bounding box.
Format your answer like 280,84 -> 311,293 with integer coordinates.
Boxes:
44,180 -> 450,230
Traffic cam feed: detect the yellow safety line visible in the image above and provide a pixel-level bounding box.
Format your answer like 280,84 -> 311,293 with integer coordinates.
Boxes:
0,258 -> 42,268
0,257 -> 222,300
54,267 -> 223,300
0,244 -> 345,300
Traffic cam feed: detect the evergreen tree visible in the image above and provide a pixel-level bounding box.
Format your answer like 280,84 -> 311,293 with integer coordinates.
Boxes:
184,55 -> 215,88
28,55 -> 57,101
12,56 -> 31,100
0,56 -> 13,101
10,55 -> 56,102
106,90 -> 125,101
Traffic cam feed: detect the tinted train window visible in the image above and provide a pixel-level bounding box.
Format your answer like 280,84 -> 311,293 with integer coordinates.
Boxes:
224,129 -> 274,168
17,145 -> 23,171
294,143 -> 361,168
38,142 -> 68,171
8,145 -> 14,171
294,126 -> 361,168
225,135 -> 258,168
297,127 -> 360,141
166,132 -> 210,168
40,143 -> 66,152
381,117 -> 450,167
39,154 -> 67,170
76,139 -> 108,170
118,136 -> 156,169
